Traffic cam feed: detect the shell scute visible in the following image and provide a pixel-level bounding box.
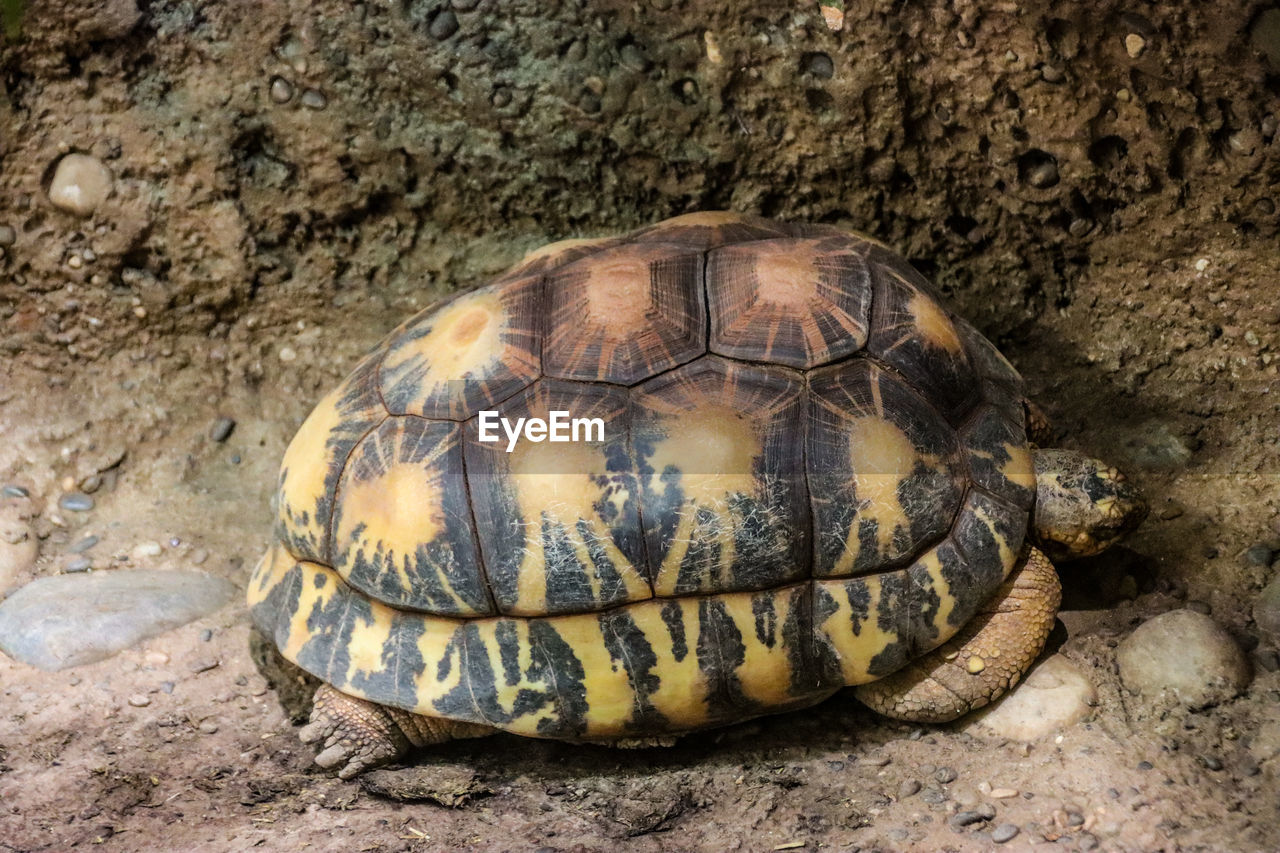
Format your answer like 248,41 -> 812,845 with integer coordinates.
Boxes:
631,355 -> 809,596
807,359 -> 966,578
706,237 -> 873,368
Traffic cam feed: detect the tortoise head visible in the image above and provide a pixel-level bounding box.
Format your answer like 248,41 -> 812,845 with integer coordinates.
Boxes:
1031,449 -> 1148,561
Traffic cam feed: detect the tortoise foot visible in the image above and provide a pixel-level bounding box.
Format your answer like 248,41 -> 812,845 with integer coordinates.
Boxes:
855,547 -> 1062,723
299,684 -> 410,779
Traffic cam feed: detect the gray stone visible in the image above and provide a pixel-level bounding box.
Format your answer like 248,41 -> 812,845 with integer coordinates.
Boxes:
1116,609 -> 1252,709
1254,574 -> 1280,641
0,570 -> 235,671
968,655 -> 1096,741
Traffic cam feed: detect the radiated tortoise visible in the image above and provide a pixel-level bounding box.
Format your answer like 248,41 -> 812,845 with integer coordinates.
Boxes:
249,211 -> 1147,778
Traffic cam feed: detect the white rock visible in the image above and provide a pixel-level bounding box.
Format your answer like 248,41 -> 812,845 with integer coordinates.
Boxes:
48,153 -> 113,217
1117,609 -> 1252,709
968,655 -> 1096,741
132,540 -> 164,560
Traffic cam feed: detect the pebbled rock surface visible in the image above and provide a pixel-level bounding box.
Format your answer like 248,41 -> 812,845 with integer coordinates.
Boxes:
0,570 -> 235,670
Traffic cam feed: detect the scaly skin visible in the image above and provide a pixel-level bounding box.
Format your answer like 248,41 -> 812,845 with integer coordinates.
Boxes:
854,547 -> 1061,722
300,684 -> 494,779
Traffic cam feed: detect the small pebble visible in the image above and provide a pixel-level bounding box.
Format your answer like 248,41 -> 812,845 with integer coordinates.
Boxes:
269,76 -> 294,104
1078,832 -> 1100,851
0,225 -> 14,246
133,541 -> 163,559
48,153 -> 113,217
2,485 -> 29,498
80,474 -> 101,494
169,537 -> 181,548
992,823 -> 1020,843
950,810 -> 987,828
1195,257 -> 1210,271
161,681 -> 175,694
69,535 -> 100,553
804,52 -> 834,78
59,493 -> 95,512
935,766 -> 957,784
145,651 -> 170,665
279,345 -> 298,362
300,89 -> 327,110
209,416 -> 236,443
128,694 -> 151,707
190,658 -> 219,673
921,786 -> 947,804
200,628 -> 213,642
1026,160 -> 1059,188
65,557 -> 92,572
428,10 -> 459,39
1203,755 -> 1223,771
1137,760 -> 1153,771
990,787 -> 1018,799
858,755 -> 891,767
199,720 -> 219,735
898,779 -> 922,798
192,549 -> 209,566
1245,544 -> 1274,566
1125,33 -> 1146,58
1065,811 -> 1084,827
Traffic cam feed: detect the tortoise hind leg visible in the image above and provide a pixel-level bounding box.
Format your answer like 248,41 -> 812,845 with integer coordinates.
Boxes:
300,684 -> 494,779
854,547 -> 1061,723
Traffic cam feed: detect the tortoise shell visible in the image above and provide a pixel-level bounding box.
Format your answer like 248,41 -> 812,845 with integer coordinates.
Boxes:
249,211 -> 1036,740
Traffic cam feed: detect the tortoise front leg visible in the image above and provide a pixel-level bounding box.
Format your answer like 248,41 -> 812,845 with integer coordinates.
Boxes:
854,547 -> 1061,722
300,684 -> 494,779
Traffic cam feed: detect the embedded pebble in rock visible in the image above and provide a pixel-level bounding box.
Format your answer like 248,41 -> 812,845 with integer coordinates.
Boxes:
48,153 -> 114,217
199,720 -> 219,734
0,570 -> 235,670
132,540 -> 163,560
209,416 -> 236,443
128,694 -> 151,707
59,493 -> 95,512
1244,544 -> 1274,566
65,557 -> 91,573
969,655 -> 1096,741
1116,609 -> 1252,709
299,89 -> 327,110
1255,575 -> 1280,640
69,535 -> 99,554
0,510 -> 39,594
1125,33 -> 1146,58
269,76 -> 294,103
1,484 -> 28,498
898,779 -> 921,798
0,224 -> 15,246
279,345 -> 297,362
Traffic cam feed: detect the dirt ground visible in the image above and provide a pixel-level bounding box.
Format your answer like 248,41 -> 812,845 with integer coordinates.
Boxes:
2,0 -> 1279,851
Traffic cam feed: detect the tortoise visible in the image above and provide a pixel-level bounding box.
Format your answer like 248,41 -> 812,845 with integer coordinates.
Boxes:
248,211 -> 1147,778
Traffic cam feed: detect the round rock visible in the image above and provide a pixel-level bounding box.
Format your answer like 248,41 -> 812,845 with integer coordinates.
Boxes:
1116,609 -> 1252,709
48,153 -> 114,217
1253,574 -> 1280,641
968,655 -> 1096,741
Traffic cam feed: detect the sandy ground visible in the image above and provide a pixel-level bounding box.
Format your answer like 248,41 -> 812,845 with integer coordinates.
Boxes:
2,1 -> 1280,851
